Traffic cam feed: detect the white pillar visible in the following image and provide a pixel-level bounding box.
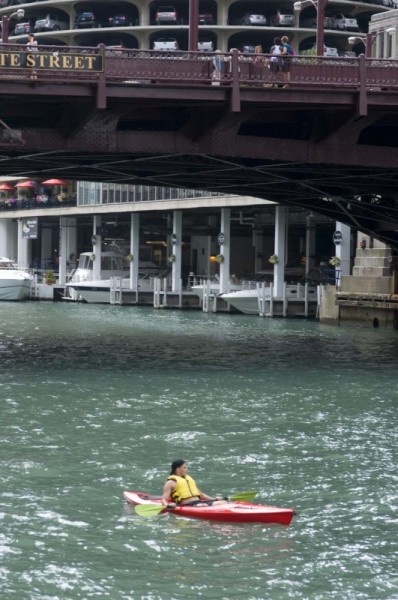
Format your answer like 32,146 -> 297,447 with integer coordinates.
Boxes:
335,222 -> 351,278
273,206 -> 287,298
305,213 -> 316,276
171,210 -> 182,292
59,217 -> 67,285
219,208 -> 231,293
130,213 -> 140,290
17,219 -> 30,268
92,215 -> 102,280
0,219 -> 16,259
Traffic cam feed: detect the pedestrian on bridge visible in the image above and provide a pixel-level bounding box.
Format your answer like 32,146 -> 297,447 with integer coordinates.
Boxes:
26,34 -> 38,81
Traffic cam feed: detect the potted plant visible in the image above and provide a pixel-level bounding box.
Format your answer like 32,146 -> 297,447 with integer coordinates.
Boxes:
329,256 -> 341,267
168,254 -> 176,263
215,254 -> 224,263
90,253 -> 96,261
125,254 -> 133,263
268,254 -> 279,264
44,269 -> 56,285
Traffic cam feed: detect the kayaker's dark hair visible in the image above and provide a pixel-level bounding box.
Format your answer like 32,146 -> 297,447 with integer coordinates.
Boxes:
170,459 -> 185,474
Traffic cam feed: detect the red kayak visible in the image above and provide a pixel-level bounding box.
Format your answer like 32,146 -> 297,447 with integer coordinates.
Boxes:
123,491 -> 295,526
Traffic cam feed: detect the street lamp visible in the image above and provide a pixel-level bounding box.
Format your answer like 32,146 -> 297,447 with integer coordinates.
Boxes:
294,0 -> 327,57
1,9 -> 25,44
348,28 -> 395,58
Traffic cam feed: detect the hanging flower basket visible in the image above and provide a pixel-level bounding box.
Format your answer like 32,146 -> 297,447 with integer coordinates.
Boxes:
329,256 -> 341,267
268,254 -> 279,264
125,254 -> 133,263
215,254 -> 224,263
168,254 -> 176,263
90,254 -> 96,262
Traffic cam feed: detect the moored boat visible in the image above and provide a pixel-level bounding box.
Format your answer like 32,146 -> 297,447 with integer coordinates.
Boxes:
124,491 -> 295,525
0,257 -> 33,301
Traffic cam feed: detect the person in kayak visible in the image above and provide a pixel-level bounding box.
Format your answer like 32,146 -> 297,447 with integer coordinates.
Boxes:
161,459 -> 226,507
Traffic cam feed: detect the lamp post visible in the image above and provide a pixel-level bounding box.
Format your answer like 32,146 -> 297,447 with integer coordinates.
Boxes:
348,28 -> 395,58
1,9 -> 25,44
294,0 -> 327,57
188,0 -> 199,51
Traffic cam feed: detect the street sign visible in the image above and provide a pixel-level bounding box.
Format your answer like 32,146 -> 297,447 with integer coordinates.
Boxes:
333,231 -> 342,245
171,233 -> 177,245
218,232 -> 225,246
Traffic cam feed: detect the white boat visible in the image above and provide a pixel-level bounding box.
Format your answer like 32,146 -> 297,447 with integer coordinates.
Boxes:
221,284 -> 317,315
191,278 -> 242,300
0,257 -> 33,301
66,272 -> 158,304
68,251 -> 129,283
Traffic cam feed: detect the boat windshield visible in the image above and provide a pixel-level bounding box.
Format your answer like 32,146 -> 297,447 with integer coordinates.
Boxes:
0,260 -> 15,269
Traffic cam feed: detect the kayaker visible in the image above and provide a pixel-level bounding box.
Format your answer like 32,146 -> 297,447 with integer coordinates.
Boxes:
161,459 -> 226,507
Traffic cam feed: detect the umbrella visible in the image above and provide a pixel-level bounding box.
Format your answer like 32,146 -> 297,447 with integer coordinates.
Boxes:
42,178 -> 69,186
15,180 -> 37,188
0,182 -> 15,190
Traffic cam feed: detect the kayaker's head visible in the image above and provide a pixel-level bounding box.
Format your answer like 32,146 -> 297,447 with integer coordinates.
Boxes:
170,459 -> 187,475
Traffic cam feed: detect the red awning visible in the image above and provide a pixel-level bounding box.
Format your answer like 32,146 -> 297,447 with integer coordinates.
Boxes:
41,178 -> 69,186
0,182 -> 15,190
15,180 -> 37,188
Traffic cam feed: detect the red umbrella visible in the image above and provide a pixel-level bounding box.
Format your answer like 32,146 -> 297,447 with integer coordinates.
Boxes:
0,182 -> 15,190
15,180 -> 37,188
42,178 -> 69,186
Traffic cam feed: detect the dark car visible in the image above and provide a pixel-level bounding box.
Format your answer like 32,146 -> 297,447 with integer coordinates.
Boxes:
13,21 -> 33,35
74,12 -> 103,29
108,15 -> 132,27
198,13 -> 215,25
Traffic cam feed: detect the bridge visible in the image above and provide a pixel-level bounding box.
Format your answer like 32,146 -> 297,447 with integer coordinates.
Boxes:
1,45 -> 398,249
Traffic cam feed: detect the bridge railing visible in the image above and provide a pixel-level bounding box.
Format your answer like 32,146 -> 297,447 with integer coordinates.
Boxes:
1,44 -> 398,91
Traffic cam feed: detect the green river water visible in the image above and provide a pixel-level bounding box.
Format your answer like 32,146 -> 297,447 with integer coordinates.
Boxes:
0,302 -> 397,600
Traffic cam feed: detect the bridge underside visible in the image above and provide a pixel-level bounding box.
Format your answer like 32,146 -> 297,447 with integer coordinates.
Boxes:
1,86 -> 398,249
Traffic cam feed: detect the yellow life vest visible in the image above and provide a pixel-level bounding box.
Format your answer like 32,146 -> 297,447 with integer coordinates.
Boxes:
167,474 -> 201,503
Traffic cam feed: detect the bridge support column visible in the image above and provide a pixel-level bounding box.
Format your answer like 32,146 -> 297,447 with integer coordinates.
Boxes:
59,217 -> 77,285
130,213 -> 140,291
171,210 -> 182,292
335,222 -> 351,280
305,213 -> 316,277
219,208 -> 231,294
273,206 -> 287,298
0,219 -> 16,259
17,219 -> 30,269
93,216 -> 102,280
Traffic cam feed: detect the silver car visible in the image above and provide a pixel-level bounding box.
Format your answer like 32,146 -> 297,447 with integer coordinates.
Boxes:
241,14 -> 267,26
269,10 -> 295,27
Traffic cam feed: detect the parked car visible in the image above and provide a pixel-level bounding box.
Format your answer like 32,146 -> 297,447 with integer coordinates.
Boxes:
242,44 -> 256,54
198,13 -> 215,25
153,38 -> 179,51
74,12 -> 103,29
324,45 -> 339,57
241,14 -> 267,26
13,21 -> 33,35
34,14 -> 69,32
301,15 -> 335,29
330,14 -> 359,31
197,40 -> 213,52
108,15 -> 133,27
269,9 -> 295,27
0,0 -> 9,7
155,6 -> 178,25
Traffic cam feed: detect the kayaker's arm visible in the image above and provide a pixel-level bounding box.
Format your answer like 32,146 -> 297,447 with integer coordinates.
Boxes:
161,479 -> 176,507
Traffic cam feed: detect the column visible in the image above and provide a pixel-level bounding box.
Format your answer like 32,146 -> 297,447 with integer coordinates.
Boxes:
130,213 -> 140,290
0,219 -> 16,258
219,208 -> 231,293
92,215 -> 101,280
58,217 -> 77,285
335,222 -> 351,279
59,217 -> 67,285
273,206 -> 287,298
17,219 -> 30,268
171,210 -> 182,292
305,213 -> 316,277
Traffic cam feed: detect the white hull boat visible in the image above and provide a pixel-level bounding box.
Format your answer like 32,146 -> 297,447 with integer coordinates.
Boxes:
66,273 -> 156,304
221,284 -> 317,315
191,279 -> 242,300
0,258 -> 33,301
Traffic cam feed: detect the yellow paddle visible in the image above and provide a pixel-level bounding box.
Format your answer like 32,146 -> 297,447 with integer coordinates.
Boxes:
134,491 -> 257,517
